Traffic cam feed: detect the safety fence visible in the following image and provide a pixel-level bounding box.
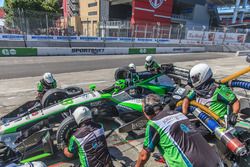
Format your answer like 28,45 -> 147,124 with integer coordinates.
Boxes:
0,34 -> 249,47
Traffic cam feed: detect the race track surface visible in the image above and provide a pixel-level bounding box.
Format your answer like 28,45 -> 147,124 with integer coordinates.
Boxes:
0,52 -> 232,79
0,52 -> 249,167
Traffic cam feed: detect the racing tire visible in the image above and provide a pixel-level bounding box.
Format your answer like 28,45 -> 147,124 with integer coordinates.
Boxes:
0,142 -> 17,162
239,98 -> 250,116
42,88 -> 69,108
64,86 -> 84,97
56,116 -> 78,150
114,66 -> 129,81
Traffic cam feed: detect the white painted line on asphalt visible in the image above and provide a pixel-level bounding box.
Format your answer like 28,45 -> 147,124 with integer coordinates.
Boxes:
0,80 -> 109,95
7,97 -> 16,100
61,80 -> 108,87
2,88 -> 35,94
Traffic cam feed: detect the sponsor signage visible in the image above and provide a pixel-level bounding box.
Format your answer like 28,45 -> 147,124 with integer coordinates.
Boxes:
186,30 -> 246,44
0,34 -> 24,41
129,48 -> 156,54
71,48 -> 105,54
0,48 -> 37,56
149,0 -> 164,9
132,0 -> 173,24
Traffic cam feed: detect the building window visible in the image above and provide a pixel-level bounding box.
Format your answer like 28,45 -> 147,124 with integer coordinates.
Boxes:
88,11 -> 97,16
88,2 -> 97,8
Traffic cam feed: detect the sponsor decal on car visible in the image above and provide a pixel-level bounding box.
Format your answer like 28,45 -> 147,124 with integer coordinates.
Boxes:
32,112 -> 39,116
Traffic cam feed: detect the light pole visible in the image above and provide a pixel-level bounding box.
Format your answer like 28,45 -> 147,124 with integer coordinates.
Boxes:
222,27 -> 228,45
201,25 -> 206,44
179,24 -> 184,44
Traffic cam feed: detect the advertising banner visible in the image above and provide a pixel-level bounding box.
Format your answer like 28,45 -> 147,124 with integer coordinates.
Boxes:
156,47 -> 205,53
131,0 -> 173,24
129,48 -> 156,54
37,47 -> 129,56
186,30 -> 246,44
0,48 -> 37,56
0,34 -> 25,41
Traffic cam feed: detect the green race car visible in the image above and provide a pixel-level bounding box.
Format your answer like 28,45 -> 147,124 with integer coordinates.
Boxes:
0,65 -> 189,164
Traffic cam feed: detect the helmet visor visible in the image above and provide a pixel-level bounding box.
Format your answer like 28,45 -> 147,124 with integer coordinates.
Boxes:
191,73 -> 200,85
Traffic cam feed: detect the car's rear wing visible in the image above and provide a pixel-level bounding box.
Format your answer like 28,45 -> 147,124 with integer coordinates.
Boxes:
161,64 -> 190,82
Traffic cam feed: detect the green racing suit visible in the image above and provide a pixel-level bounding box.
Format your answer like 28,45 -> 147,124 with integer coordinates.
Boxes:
144,61 -> 161,73
37,79 -> 57,94
186,84 -> 237,119
143,108 -> 222,167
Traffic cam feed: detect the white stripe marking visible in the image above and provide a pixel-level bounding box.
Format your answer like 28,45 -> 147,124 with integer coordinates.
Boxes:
154,14 -> 171,19
7,97 -> 16,100
61,80 -> 108,87
135,7 -> 155,13
1,81 -> 108,94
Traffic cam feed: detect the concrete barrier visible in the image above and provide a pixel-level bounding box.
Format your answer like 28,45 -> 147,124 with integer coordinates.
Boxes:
37,47 -> 129,56
0,48 -> 37,56
236,50 -> 250,56
157,47 -> 205,53
37,47 -> 206,56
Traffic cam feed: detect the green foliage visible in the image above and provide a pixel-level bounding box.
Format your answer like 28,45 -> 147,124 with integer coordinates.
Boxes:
4,0 -> 61,27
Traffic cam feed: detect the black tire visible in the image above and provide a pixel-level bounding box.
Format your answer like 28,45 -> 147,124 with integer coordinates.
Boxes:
64,86 -> 84,97
240,98 -> 250,116
0,142 -> 17,162
42,88 -> 69,108
246,55 -> 250,63
114,66 -> 129,81
56,116 -> 78,150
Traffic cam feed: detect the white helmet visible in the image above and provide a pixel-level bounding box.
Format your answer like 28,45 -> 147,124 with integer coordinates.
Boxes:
22,161 -> 47,167
43,72 -> 55,84
189,63 -> 213,88
73,106 -> 92,125
128,63 -> 136,71
145,56 -> 153,66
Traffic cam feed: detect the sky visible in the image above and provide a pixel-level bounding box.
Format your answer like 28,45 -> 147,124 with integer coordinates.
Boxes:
0,0 -> 3,7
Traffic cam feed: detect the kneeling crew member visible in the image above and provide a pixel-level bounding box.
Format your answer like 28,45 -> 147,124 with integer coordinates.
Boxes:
64,106 -> 113,167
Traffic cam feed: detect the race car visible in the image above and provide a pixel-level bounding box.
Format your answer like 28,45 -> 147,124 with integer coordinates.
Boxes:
0,65 -> 189,164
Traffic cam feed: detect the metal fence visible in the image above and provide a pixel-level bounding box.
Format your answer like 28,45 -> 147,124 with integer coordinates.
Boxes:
0,9 -> 249,42
1,9 -> 72,36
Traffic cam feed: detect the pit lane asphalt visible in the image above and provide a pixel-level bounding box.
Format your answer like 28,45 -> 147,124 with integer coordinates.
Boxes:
0,52 -> 232,79
0,53 -> 249,167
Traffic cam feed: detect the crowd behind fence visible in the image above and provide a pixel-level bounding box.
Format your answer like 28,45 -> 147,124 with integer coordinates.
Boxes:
0,9 -> 249,42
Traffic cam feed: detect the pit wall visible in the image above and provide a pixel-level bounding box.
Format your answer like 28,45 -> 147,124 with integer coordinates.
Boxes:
0,47 -> 206,56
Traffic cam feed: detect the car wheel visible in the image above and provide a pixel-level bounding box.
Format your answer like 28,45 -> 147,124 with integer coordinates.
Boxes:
240,98 -> 250,116
64,86 -> 84,97
114,66 -> 129,81
0,142 -> 16,162
56,116 -> 77,150
42,89 -> 69,108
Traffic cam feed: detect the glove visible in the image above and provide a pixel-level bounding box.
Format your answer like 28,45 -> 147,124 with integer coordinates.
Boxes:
129,161 -> 137,167
228,113 -> 238,126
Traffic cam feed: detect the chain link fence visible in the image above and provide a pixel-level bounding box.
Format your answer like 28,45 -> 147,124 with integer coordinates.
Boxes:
1,9 -> 74,36
1,9 -> 249,42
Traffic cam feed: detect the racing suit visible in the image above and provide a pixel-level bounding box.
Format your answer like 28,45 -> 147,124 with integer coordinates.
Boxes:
67,120 -> 113,167
127,69 -> 139,85
37,79 -> 57,99
144,61 -> 161,73
186,83 -> 237,119
143,109 -> 222,167
2,162 -> 47,167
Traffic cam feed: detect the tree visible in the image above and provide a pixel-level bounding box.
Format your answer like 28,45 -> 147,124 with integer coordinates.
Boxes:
4,0 -> 61,30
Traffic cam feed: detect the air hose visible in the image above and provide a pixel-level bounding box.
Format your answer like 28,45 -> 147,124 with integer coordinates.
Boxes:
220,66 -> 250,84
229,80 -> 250,90
176,100 -> 225,126
175,105 -> 247,156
